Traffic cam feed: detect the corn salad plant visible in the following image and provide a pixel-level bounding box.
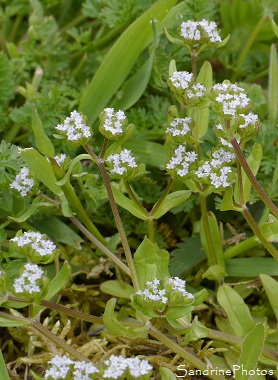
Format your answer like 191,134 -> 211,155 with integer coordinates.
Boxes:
0,0 -> 278,379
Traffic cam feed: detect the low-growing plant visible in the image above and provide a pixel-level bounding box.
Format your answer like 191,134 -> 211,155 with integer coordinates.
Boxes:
0,1 -> 278,380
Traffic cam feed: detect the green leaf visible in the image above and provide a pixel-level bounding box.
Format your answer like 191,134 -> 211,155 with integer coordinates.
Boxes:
261,214 -> 278,242
100,280 -> 134,299
0,52 -> 14,104
79,0 -> 178,125
32,216 -> 83,249
111,50 -> 154,111
20,148 -> 62,196
164,27 -> 184,46
268,44 -> 278,123
0,348 -> 10,380
202,265 -> 227,281
217,285 -> 255,337
126,139 -> 167,167
159,367 -> 177,380
236,323 -> 264,380
270,18 -> 278,38
226,258 -> 278,277
169,235 -> 205,277
151,190 -> 191,219
234,142 -> 263,205
32,105 -> 55,157
55,154 -> 92,186
260,274 -> 278,321
111,183 -> 149,220
200,211 -> 225,268
103,298 -> 147,338
8,201 -> 53,223
134,237 -> 169,289
44,261 -> 71,302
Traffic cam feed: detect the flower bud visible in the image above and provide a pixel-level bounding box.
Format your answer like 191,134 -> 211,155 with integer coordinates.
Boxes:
10,231 -> 59,264
55,111 -> 92,146
99,108 -> 127,140
106,149 -> 137,180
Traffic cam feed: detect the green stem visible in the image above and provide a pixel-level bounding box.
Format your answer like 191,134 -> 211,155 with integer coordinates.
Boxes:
232,16 -> 266,81
40,300 -> 103,324
124,181 -> 148,216
148,323 -> 227,380
191,50 -> 198,80
147,219 -> 155,243
149,177 -> 174,216
100,137 -> 109,159
223,236 -> 258,259
70,216 -> 131,277
84,144 -> 140,292
31,320 -> 87,361
242,206 -> 278,260
200,194 -> 218,266
231,137 -> 278,219
9,15 -> 22,42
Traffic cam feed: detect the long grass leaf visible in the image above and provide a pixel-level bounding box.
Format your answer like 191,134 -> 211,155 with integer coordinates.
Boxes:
79,0 -> 177,125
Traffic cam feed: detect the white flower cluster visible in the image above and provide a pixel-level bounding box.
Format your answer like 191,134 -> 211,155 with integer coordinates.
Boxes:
10,231 -> 56,257
180,20 -> 222,43
106,149 -> 137,176
45,355 -> 99,380
195,147 -> 236,189
211,83 -> 251,116
56,110 -> 92,143
166,117 -> 192,137
101,108 -> 127,137
10,167 -> 34,197
167,277 -> 194,299
13,263 -> 43,295
166,145 -> 198,178
169,71 -> 193,90
54,153 -> 67,166
238,112 -> 258,129
103,355 -> 152,379
187,82 -> 206,99
136,279 -> 168,304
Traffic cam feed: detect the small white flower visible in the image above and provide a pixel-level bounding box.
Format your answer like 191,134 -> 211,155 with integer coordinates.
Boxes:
106,149 -> 137,178
13,263 -> 44,295
73,361 -> 99,380
167,277 -> 194,299
54,153 -> 67,166
137,279 -> 168,304
210,166 -> 232,188
101,108 -> 127,137
187,83 -> 206,99
166,145 -> 198,178
127,357 -> 153,378
238,112 -> 258,128
10,167 -> 34,197
56,111 -> 92,144
169,71 -> 193,90
180,19 -> 222,44
10,231 -> 56,257
166,117 -> 192,137
103,355 -> 152,379
45,355 -> 73,379
211,83 -> 251,116
103,355 -> 129,379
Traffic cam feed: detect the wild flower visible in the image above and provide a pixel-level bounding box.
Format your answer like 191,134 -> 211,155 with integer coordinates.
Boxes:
180,20 -> 222,44
103,355 -> 152,379
54,153 -> 67,166
168,71 -> 206,105
210,82 -> 251,117
56,110 -> 92,146
99,107 -> 127,139
13,263 -> 44,295
166,145 -> 198,179
193,146 -> 236,189
10,231 -> 58,264
45,356 -> 99,380
10,167 -> 35,197
106,149 -> 137,179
